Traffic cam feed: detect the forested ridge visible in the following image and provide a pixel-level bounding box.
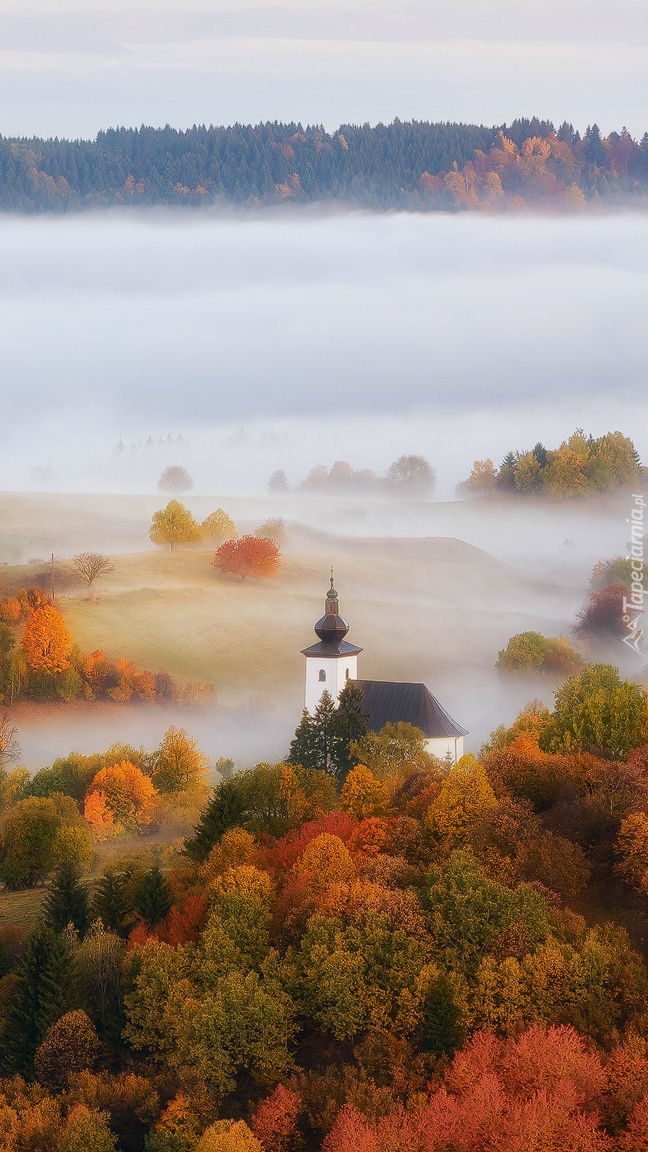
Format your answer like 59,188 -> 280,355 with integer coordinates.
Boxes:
3,116 -> 648,212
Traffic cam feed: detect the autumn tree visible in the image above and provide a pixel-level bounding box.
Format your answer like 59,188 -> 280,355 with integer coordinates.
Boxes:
254,517 -> 286,542
151,726 -> 209,794
22,604 -> 72,674
149,501 -> 202,549
72,552 -> 115,591
158,465 -> 193,492
575,583 -> 629,640
251,1085 -> 301,1152
0,713 -> 20,770
0,793 -> 84,888
496,631 -> 584,675
75,920 -> 125,1028
340,764 -> 389,820
425,755 -> 497,851
467,459 -> 498,494
213,535 -> 280,579
34,1010 -> 101,1089
543,663 -> 648,757
84,761 -> 158,837
201,508 -> 237,544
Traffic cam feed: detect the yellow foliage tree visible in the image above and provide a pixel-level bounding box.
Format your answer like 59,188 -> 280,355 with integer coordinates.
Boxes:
201,828 -> 258,886
84,761 -> 158,838
196,1119 -> 262,1152
22,605 -> 72,674
151,726 -> 209,794
210,864 -> 274,904
201,509 -> 237,544
615,811 -> 648,895
149,501 -> 202,549
340,763 -> 390,820
467,459 -> 498,494
293,833 -> 356,893
425,754 -> 497,850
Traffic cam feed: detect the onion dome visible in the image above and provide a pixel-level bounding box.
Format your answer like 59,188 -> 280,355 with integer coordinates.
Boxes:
314,571 -> 349,642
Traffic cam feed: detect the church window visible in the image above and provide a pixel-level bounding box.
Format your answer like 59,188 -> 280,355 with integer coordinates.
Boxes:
319,669 -> 326,682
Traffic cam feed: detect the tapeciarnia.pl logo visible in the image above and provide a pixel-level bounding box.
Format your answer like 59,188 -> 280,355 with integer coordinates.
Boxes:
622,493 -> 645,655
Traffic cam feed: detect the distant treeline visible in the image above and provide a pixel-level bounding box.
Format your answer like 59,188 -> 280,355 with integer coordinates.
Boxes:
3,117 -> 648,212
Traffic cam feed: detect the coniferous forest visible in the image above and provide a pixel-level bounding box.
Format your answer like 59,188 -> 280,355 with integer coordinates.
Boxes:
2,117 -> 648,212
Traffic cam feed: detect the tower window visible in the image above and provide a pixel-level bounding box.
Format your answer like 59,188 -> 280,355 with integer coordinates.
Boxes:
319,670 -> 326,682
345,668 -> 350,679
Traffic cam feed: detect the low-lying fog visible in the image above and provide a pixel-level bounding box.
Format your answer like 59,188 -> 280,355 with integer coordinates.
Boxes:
1,208 -> 647,498
2,206 -> 646,772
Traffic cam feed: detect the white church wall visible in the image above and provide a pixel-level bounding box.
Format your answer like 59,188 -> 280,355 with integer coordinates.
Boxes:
305,653 -> 358,713
425,735 -> 464,764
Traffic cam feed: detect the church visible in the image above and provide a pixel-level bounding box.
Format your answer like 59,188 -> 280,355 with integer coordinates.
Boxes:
301,575 -> 468,763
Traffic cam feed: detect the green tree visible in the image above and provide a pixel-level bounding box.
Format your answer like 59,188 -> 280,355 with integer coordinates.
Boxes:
350,720 -> 430,779
331,680 -> 371,783
2,923 -> 74,1073
91,870 -> 137,938
183,778 -> 247,862
57,1105 -> 118,1152
0,793 -> 82,888
149,501 -> 202,550
151,726 -> 209,794
288,689 -> 364,782
28,753 -> 101,801
43,862 -> 90,936
421,972 -> 465,1056
543,663 -> 648,757
135,865 -> 173,928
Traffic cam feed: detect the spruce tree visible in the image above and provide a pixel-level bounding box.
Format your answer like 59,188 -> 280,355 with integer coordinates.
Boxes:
183,777 -> 247,862
2,924 -> 73,1073
135,865 -> 173,928
43,862 -> 90,937
331,681 -> 371,784
91,870 -> 136,938
421,973 -> 465,1057
288,691 -> 337,775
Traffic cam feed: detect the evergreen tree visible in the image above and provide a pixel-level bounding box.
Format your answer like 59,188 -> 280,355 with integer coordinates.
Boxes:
183,777 -> 248,862
288,690 -> 338,776
421,972 -> 465,1057
2,924 -> 73,1073
43,862 -> 90,936
331,681 -> 371,784
91,870 -> 137,938
135,865 -> 173,927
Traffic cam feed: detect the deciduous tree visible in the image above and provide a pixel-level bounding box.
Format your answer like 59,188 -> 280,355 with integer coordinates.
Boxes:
158,466 -> 193,492
151,727 -> 209,794
213,535 -> 280,579
72,552 -> 115,591
201,508 -> 237,544
22,604 -> 72,674
149,501 -> 202,549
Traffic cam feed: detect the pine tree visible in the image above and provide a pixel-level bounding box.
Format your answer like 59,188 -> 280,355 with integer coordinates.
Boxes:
288,691 -> 338,775
421,973 -> 464,1057
135,865 -> 173,928
43,862 -> 90,936
91,870 -> 137,938
183,777 -> 247,862
2,924 -> 73,1073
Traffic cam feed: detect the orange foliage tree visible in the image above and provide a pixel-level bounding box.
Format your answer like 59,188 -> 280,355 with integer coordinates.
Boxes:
84,761 -> 158,837
213,535 -> 280,579
21,605 -> 72,674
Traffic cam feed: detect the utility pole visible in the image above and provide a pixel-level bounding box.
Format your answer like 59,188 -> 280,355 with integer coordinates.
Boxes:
50,553 -> 55,601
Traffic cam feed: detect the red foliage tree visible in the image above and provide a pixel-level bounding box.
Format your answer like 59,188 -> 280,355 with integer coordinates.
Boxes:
251,1084 -> 301,1152
212,534 -> 280,579
575,583 -> 629,640
127,896 -> 209,950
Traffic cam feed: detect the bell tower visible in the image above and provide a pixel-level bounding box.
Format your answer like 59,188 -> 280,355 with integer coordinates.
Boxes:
301,571 -> 362,712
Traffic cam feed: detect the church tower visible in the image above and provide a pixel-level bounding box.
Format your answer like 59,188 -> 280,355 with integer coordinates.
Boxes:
301,572 -> 362,712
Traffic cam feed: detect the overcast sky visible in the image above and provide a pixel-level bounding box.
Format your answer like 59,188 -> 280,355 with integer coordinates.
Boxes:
0,1 -> 647,138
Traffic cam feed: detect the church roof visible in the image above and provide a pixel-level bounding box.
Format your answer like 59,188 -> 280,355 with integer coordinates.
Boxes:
302,639 -> 363,658
354,680 -> 468,738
